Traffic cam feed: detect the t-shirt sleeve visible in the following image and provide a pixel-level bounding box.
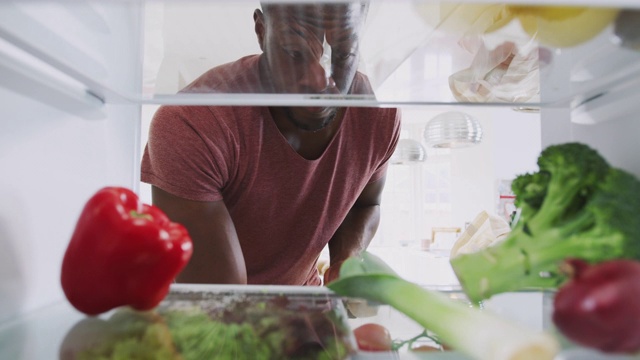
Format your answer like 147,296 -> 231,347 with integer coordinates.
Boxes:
368,108 -> 402,184
140,106 -> 231,202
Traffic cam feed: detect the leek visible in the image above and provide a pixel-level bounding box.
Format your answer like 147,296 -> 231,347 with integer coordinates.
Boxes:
327,251 -> 559,360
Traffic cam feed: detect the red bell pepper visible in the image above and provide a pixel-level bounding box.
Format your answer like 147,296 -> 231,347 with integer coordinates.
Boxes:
61,187 -> 193,316
552,258 -> 640,354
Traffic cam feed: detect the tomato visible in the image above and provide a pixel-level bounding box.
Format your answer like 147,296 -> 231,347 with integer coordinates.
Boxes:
352,323 -> 393,352
410,344 -> 441,352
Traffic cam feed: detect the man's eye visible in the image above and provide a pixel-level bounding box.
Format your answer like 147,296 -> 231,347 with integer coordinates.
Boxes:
284,49 -> 303,59
334,52 -> 355,62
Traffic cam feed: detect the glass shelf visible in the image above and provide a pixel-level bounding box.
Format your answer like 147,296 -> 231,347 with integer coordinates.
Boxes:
1,0 -> 640,111
0,285 -> 635,360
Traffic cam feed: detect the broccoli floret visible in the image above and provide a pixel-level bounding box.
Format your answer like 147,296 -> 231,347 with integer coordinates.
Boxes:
528,143 -> 610,231
450,142 -> 640,302
584,168 -> 640,259
510,171 -> 549,222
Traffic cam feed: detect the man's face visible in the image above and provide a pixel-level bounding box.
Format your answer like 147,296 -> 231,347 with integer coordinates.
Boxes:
255,4 -> 366,130
257,4 -> 365,95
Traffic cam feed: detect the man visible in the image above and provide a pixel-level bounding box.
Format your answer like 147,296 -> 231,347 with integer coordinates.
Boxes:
141,2 -> 400,286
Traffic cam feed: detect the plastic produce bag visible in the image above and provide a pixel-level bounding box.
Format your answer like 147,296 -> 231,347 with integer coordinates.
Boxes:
449,38 -> 547,103
450,211 -> 511,258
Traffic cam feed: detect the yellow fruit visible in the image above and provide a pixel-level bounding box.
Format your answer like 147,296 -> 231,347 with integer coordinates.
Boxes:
414,3 -> 514,35
508,5 -> 619,48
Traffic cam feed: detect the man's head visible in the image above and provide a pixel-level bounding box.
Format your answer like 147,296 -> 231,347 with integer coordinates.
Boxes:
254,2 -> 369,131
255,2 -> 368,95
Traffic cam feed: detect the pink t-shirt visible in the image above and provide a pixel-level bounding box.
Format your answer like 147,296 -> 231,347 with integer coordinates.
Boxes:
141,55 -> 401,285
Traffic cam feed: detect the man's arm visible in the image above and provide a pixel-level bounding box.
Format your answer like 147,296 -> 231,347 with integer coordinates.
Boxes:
324,175 -> 387,284
151,186 -> 247,284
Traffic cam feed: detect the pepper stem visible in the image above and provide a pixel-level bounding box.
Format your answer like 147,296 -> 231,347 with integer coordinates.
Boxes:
129,210 -> 153,221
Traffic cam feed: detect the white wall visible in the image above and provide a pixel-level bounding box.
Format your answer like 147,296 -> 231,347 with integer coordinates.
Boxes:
152,2 -> 260,95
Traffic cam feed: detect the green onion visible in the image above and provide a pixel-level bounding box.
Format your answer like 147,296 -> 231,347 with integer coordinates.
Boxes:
328,251 -> 559,360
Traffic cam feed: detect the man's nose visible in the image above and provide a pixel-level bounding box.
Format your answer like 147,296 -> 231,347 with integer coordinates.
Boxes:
299,37 -> 336,93
299,61 -> 336,93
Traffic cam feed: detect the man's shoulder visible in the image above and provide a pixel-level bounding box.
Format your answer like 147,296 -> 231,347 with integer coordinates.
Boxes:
180,55 -> 262,94
153,104 -> 263,127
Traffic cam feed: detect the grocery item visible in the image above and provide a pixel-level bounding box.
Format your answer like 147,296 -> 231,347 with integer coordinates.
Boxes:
353,323 -> 393,352
61,187 -> 193,315
509,5 -> 619,48
450,210 -> 511,258
553,259 -> 640,354
451,142 -> 640,302
59,309 -> 180,360
414,2 -> 514,35
61,289 -> 356,360
448,41 -> 543,104
329,252 -> 559,360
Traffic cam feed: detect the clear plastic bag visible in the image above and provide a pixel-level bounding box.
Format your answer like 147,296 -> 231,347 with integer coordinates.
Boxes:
449,37 -> 546,103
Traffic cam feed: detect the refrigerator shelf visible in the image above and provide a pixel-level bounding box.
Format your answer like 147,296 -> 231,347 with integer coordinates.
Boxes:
0,285 -> 637,360
1,1 -> 640,111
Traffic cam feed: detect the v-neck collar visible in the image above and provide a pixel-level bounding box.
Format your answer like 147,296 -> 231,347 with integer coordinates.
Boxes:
262,106 -> 347,162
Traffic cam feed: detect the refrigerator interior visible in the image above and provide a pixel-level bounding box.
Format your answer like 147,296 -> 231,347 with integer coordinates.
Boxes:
1,1 -> 640,358
0,1 -> 144,323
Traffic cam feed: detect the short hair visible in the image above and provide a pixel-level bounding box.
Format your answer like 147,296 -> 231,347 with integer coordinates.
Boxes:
260,1 -> 370,20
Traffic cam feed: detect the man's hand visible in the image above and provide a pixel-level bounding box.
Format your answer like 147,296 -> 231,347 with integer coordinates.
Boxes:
326,176 -> 387,286
323,260 -> 344,285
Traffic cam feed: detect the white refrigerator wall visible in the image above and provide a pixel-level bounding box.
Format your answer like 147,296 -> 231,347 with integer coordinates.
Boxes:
572,116 -> 640,177
0,4 -> 142,324
537,27 -> 640,178
541,106 -> 640,178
